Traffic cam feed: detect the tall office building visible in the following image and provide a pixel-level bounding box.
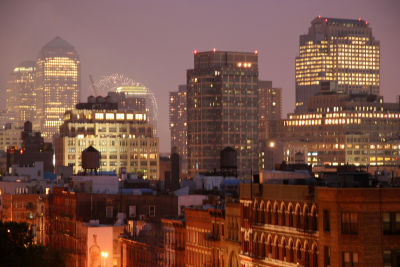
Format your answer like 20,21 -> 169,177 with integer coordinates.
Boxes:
35,36 -> 80,140
169,85 -> 188,174
5,61 -> 37,126
187,50 -> 259,178
295,17 -> 380,110
258,81 -> 282,170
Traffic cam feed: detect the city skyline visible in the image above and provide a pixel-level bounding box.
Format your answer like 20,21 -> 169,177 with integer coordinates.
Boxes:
0,0 -> 399,153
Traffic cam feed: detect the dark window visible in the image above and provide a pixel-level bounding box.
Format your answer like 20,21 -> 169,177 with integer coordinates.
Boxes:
342,252 -> 358,267
324,246 -> 330,267
323,210 -> 330,232
342,213 -> 358,234
383,212 -> 400,234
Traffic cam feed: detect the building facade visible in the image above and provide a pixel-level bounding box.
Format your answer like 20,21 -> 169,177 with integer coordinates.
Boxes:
169,85 -> 188,175
239,181 -> 400,267
35,36 -> 80,140
295,17 -> 380,111
5,61 -> 37,126
162,218 -> 185,267
281,92 -> 400,167
54,97 -> 159,178
187,50 -> 259,178
0,123 -> 23,152
258,81 -> 282,170
185,207 -> 225,267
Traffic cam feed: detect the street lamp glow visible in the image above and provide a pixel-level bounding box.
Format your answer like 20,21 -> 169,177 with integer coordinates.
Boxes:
269,141 -> 275,148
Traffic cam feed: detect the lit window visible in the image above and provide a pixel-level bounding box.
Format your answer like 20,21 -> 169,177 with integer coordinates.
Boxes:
106,113 -> 114,120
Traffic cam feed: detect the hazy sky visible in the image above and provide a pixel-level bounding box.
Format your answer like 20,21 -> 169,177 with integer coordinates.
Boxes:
1,0 -> 399,153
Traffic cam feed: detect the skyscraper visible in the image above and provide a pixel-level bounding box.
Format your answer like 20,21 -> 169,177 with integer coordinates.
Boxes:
258,81 -> 282,170
295,17 -> 380,111
169,84 -> 187,174
5,61 -> 37,126
35,37 -> 80,140
187,50 -> 259,178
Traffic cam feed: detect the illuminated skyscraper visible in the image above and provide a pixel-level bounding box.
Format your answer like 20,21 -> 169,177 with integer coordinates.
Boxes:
35,37 -> 80,140
187,50 -> 259,178
169,85 -> 187,174
5,61 -> 36,126
295,17 -> 380,110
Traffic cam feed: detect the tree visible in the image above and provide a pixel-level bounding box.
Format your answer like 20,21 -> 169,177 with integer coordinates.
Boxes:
0,221 -> 68,267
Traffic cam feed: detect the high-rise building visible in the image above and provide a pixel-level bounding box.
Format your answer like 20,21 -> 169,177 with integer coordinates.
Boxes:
258,81 -> 282,170
295,17 -> 380,111
54,96 -> 159,178
187,50 -> 259,178
169,85 -> 187,174
35,37 -> 80,140
5,61 -> 37,126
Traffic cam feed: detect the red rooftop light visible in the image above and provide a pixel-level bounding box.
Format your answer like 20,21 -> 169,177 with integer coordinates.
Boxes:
324,18 -> 328,22
358,18 -> 362,22
318,15 -> 321,19
194,50 -> 197,54
365,21 -> 369,25
254,50 -> 258,55
213,48 -> 216,53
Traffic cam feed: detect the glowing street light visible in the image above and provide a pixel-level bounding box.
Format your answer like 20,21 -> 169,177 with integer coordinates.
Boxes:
101,251 -> 108,267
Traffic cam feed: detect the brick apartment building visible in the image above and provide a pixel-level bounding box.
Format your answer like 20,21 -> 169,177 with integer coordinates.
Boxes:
47,187 -> 178,267
239,181 -> 400,267
185,207 -> 225,267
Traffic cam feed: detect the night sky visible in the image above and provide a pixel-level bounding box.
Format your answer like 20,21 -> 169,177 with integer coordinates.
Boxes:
1,0 -> 399,153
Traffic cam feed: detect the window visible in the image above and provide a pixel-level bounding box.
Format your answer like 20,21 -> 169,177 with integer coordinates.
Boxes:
383,212 -> 400,234
383,250 -> 391,267
342,213 -> 358,234
323,210 -> 330,232
324,246 -> 330,267
342,252 -> 358,267
149,205 -> 155,217
95,113 -> 104,120
105,113 -> 114,120
129,205 -> 136,218
106,206 -> 113,218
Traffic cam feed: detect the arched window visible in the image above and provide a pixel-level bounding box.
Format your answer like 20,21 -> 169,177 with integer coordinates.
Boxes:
288,239 -> 294,263
260,235 -> 266,258
253,233 -> 259,257
296,240 -> 302,264
273,202 -> 279,225
288,204 -> 294,227
259,201 -> 265,224
253,201 -> 259,224
311,243 -> 318,267
304,242 -> 310,267
266,235 -> 273,258
303,205 -> 310,231
281,238 -> 287,261
273,236 -> 279,260
266,202 -> 272,224
311,205 -> 317,231
280,202 -> 286,226
295,204 -> 302,229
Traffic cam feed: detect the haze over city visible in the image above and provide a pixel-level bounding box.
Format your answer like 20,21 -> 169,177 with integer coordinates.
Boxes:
1,0 -> 399,153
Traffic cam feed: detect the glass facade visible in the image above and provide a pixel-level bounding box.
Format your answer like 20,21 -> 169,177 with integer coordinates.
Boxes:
5,61 -> 37,126
295,17 -> 380,110
187,51 -> 259,178
35,37 -> 80,140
